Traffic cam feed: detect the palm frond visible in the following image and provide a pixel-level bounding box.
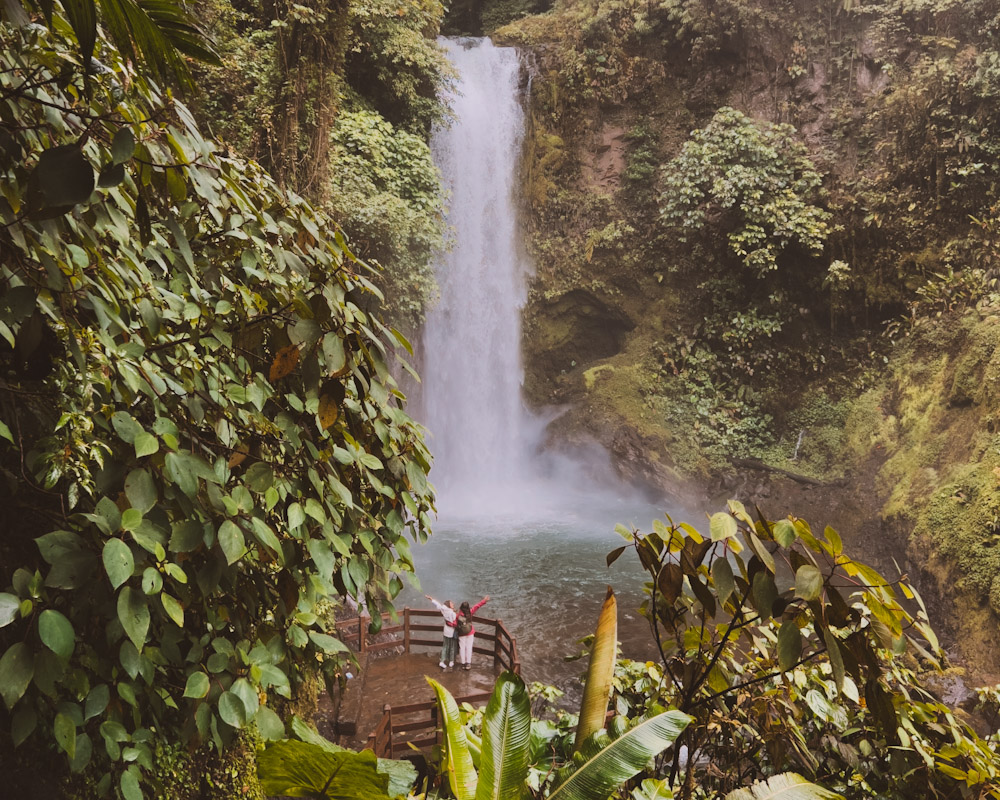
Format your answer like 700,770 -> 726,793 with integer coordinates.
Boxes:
428,677 -> 479,800
476,671 -> 531,800
548,709 -> 692,800
725,773 -> 845,800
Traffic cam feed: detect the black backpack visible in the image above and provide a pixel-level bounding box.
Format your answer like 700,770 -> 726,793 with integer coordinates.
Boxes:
456,613 -> 472,637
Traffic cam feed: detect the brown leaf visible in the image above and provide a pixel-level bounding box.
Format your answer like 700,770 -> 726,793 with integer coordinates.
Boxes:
318,391 -> 340,430
269,345 -> 300,381
657,562 -> 683,605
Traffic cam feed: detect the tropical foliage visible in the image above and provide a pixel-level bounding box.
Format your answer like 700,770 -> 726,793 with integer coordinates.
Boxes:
0,8 -> 433,798
607,506 -> 1000,799
429,671 -> 692,800
660,107 -> 830,279
192,0 -> 449,328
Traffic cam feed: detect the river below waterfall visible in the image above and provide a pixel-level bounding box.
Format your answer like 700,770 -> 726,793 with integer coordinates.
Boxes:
399,503 -> 668,692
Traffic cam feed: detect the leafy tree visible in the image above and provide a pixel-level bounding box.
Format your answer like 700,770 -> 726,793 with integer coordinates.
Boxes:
1,0 -> 217,86
660,106 -> 830,279
327,106 -> 445,329
344,0 -> 451,138
0,11 -> 433,797
607,505 -> 1000,799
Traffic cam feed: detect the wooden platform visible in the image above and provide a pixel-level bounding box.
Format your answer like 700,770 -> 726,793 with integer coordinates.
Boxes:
331,608 -> 520,755
338,651 -> 499,751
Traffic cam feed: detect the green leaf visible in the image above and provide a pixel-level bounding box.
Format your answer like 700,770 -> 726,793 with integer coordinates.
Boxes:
428,678 -> 478,800
245,462 -> 274,493
103,539 -> 134,589
133,432 -> 159,458
0,420 -> 13,444
117,587 -> 150,651
111,127 -> 135,165
308,632 -> 349,654
30,144 -> 94,209
38,609 -> 75,659
0,643 -> 34,710
725,772 -> 844,800
218,690 -> 247,729
709,512 -> 738,542
121,508 -> 143,532
258,740 -> 394,800
0,592 -> 19,627
476,672 -> 531,800
548,710 -> 692,800
120,767 -> 143,800
794,565 -> 823,602
124,469 -> 157,514
183,672 -> 210,699
161,593 -> 184,627
12,706 -> 37,747
84,685 -> 110,720
255,706 -> 286,741
823,629 -> 845,695
218,520 -> 245,565
54,711 -> 76,760
138,564 -> 161,594
777,621 -> 802,672
772,519 -> 796,548
711,558 -> 735,607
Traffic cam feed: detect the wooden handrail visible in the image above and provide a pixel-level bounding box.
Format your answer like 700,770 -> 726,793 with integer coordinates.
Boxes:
355,607 -> 522,758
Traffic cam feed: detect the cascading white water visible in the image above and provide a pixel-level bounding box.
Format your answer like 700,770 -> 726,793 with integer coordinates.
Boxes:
420,38 -> 541,517
420,37 -> 652,523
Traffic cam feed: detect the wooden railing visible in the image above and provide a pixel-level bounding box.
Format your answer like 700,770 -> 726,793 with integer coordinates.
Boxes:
340,607 -> 521,675
345,607 -> 520,758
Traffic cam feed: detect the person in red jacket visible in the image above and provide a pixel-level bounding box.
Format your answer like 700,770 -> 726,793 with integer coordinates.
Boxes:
455,595 -> 489,670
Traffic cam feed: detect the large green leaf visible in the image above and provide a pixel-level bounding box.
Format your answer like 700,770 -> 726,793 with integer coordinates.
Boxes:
476,671 -> 531,800
289,715 -> 417,798
725,773 -> 845,800
428,677 -> 478,800
38,609 -> 75,659
548,710 -> 692,800
0,643 -> 34,710
116,587 -> 149,651
574,586 -> 618,751
257,739 -> 394,799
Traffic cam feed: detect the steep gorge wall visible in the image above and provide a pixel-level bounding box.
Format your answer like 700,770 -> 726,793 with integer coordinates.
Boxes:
495,0 -> 1000,675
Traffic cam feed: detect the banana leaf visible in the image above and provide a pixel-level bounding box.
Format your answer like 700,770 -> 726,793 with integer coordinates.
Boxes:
428,677 -> 478,800
725,773 -> 845,800
548,709 -> 692,800
574,586 -> 618,751
476,671 -> 531,800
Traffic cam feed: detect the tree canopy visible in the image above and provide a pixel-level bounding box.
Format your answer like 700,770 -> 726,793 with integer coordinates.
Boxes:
0,9 -> 433,797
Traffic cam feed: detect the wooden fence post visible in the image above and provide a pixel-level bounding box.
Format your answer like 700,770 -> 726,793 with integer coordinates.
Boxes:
494,619 -> 502,671
384,704 -> 393,759
403,606 -> 410,654
361,612 -> 370,659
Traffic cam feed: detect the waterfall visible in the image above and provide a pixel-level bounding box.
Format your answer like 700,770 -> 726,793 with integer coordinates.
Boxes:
419,38 -> 543,518
419,38 -> 646,522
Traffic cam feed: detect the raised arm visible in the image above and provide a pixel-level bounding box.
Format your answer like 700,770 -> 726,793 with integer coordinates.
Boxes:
470,595 -> 490,615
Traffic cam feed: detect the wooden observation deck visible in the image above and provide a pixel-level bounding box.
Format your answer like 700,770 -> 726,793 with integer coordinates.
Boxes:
333,607 -> 520,758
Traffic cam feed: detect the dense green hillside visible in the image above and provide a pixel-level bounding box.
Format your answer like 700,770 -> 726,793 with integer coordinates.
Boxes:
492,0 -> 1000,671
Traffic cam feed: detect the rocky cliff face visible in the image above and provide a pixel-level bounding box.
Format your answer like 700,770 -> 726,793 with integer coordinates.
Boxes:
493,0 -> 1000,677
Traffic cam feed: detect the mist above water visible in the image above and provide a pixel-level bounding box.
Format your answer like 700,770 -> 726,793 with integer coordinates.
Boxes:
419,38 -> 644,522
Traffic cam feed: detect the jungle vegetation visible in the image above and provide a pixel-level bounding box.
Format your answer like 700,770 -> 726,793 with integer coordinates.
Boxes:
2,0 -> 1000,799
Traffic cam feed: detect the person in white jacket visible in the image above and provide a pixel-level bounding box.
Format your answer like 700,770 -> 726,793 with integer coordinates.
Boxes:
425,594 -> 457,670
